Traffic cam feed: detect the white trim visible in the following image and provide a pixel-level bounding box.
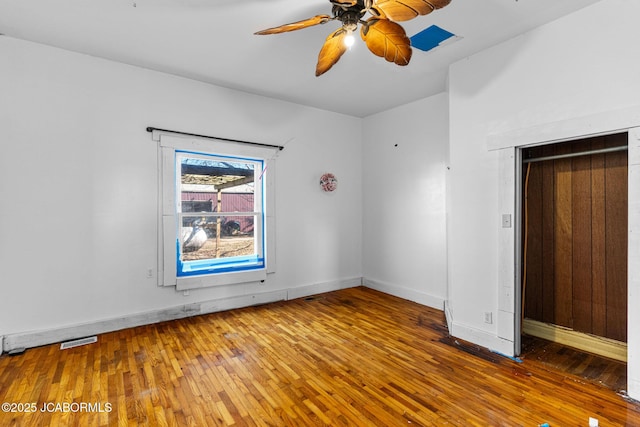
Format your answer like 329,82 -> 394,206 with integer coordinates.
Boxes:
156,131 -> 278,290
1,279 -> 365,353
444,300 -> 453,332
447,317 -> 515,357
496,148 -> 516,353
176,269 -> 267,291
162,215 -> 177,286
486,105 -> 640,151
628,128 -> 640,399
497,310 -> 515,344
153,129 -> 280,159
286,277 -> 362,301
3,289 -> 289,352
362,278 -> 445,310
489,108 -> 640,401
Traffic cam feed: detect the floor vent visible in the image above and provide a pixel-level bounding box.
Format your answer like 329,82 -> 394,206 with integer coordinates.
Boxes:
60,336 -> 98,350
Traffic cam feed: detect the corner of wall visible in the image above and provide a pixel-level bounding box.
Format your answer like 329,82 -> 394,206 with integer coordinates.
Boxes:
363,278 -> 445,311
445,304 -> 515,357
286,277 -> 362,301
444,300 -> 453,331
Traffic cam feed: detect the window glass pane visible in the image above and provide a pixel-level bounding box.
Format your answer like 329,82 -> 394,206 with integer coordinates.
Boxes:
175,151 -> 264,277
180,215 -> 257,262
179,156 -> 256,213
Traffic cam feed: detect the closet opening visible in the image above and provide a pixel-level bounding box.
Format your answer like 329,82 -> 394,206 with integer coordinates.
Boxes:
520,132 -> 628,362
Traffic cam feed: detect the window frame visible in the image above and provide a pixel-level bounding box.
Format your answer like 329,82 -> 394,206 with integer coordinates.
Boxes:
154,131 -> 277,290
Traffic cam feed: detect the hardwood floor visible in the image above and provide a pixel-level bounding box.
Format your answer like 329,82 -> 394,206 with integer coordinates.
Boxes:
520,333 -> 628,392
1,286 -> 639,426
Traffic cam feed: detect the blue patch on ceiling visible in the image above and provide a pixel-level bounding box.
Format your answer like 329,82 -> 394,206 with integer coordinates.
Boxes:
410,25 -> 456,52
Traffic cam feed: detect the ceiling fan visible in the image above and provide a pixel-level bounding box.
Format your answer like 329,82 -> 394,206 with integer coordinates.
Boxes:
255,0 -> 452,76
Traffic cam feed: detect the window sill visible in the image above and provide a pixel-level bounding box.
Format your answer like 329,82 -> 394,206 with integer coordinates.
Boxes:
175,268 -> 267,291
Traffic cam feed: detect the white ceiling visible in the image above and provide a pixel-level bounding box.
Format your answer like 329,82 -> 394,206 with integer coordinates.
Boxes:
0,0 -> 601,117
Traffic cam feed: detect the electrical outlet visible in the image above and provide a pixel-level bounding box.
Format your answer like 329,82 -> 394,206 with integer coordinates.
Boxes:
484,312 -> 493,324
146,268 -> 154,279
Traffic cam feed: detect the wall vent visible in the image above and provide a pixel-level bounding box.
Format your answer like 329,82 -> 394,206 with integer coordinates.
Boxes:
60,336 -> 97,350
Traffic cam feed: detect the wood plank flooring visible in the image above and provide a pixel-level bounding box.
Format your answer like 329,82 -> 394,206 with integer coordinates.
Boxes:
1,287 -> 639,426
520,333 -> 628,392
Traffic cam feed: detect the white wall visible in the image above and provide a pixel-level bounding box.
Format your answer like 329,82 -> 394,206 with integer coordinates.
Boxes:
4,0 -> 638,400
447,0 -> 640,399
362,94 -> 449,309
0,37 -> 362,346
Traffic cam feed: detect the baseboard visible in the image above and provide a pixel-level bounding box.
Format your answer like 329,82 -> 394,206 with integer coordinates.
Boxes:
523,319 -> 627,362
630,378 -> 640,403
3,289 -> 291,352
362,278 -> 445,310
286,277 -> 362,301
441,300 -> 515,357
2,278 -> 365,353
447,318 -> 515,357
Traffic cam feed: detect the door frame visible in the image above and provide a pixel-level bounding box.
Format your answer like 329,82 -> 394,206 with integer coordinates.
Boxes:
488,106 -> 640,402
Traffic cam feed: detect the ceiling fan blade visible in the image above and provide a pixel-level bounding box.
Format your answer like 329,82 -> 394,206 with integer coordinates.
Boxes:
330,0 -> 358,6
361,18 -> 411,65
316,28 -> 348,76
419,0 -> 451,8
255,15 -> 333,35
372,0 -> 451,22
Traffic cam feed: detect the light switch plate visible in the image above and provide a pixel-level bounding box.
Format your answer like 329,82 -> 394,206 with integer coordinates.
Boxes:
502,214 -> 512,228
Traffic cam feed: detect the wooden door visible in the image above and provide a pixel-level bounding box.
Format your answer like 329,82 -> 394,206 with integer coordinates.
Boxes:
522,133 -> 628,343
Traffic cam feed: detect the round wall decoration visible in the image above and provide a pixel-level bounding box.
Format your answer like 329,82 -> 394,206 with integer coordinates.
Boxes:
319,173 -> 338,192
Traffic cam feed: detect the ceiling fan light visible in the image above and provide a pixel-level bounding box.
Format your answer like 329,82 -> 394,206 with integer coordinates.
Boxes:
344,31 -> 355,48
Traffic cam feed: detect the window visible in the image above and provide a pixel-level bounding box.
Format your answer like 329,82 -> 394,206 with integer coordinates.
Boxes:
154,130 -> 277,290
176,151 -> 264,277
